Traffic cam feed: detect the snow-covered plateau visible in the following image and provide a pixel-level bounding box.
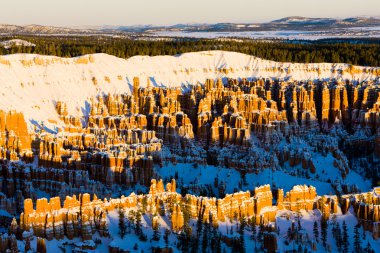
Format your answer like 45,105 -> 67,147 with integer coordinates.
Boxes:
0,50 -> 378,129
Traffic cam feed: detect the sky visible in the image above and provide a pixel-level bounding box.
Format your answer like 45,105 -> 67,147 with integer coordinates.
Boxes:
0,0 -> 379,27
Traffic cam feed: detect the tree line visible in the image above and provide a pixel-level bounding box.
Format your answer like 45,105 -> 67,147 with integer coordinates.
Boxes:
0,36 -> 379,66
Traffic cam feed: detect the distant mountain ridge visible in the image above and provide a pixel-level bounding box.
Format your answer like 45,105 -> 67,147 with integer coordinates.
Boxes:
0,16 -> 379,35
115,16 -> 380,33
0,24 -> 121,35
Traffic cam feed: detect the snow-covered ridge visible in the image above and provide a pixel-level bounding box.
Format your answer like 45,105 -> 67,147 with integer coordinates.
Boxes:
0,39 -> 36,49
0,50 -> 378,129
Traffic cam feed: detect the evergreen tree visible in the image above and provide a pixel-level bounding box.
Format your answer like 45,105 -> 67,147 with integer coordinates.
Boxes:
196,206 -> 205,237
152,222 -> 161,241
141,196 -> 148,214
164,229 -> 170,247
1,36 -> 379,67
335,222 -> 342,252
118,207 -> 126,239
320,218 -> 328,249
238,217 -> 246,253
135,211 -> 142,236
342,221 -> 349,252
297,244 -> 303,253
313,221 -> 319,242
177,224 -> 193,252
287,227 -> 292,241
353,223 -> 361,252
201,224 -> 209,253
364,241 -> 373,253
250,217 -> 257,250
258,224 -> 265,243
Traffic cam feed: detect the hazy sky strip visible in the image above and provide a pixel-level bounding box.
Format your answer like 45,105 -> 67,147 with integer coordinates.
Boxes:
0,0 -> 379,26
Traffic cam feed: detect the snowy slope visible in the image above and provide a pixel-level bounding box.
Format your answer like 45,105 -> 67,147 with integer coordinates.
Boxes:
0,39 -> 36,49
0,51 -> 378,129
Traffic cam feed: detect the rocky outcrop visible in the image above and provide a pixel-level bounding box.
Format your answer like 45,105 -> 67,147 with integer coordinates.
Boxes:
341,188 -> 380,239
14,179 -> 344,243
20,194 -> 108,241
279,185 -> 317,212
0,110 -> 33,162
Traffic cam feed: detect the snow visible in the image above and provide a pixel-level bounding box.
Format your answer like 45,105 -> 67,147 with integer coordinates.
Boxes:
0,39 -> 35,49
107,209 -> 175,252
273,208 -> 380,252
17,205 -> 379,253
0,51 -> 377,130
158,162 -> 354,195
0,209 -> 12,217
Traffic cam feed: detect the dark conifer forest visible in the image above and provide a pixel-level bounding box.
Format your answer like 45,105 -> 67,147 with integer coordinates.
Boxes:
0,36 -> 379,66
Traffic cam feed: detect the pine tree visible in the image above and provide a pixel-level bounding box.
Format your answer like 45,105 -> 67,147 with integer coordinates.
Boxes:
141,196 -> 148,214
335,222 -> 342,252
118,207 -> 127,239
164,229 -> 170,247
320,219 -> 328,249
135,211 -> 142,236
287,227 -> 292,240
196,206 -> 205,237
353,223 -> 361,252
313,221 -> 319,242
24,237 -> 31,252
216,236 -> 222,253
250,218 -> 257,242
364,241 -> 373,253
362,226 -> 366,240
258,224 -> 265,243
152,222 -> 161,241
239,217 -> 246,253
342,221 -> 349,252
177,225 -> 192,252
201,225 -> 208,253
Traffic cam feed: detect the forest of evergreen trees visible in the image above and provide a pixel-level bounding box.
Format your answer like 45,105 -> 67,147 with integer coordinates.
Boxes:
114,203 -> 376,253
0,36 -> 379,67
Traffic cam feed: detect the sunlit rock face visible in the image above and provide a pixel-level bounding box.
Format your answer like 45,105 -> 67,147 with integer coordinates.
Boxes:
0,110 -> 33,162
341,188 -> 380,240
18,179 -> 341,242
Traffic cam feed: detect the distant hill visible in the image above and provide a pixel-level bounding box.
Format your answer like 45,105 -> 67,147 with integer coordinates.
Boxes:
0,16 -> 379,36
115,16 -> 380,33
0,24 -> 120,35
